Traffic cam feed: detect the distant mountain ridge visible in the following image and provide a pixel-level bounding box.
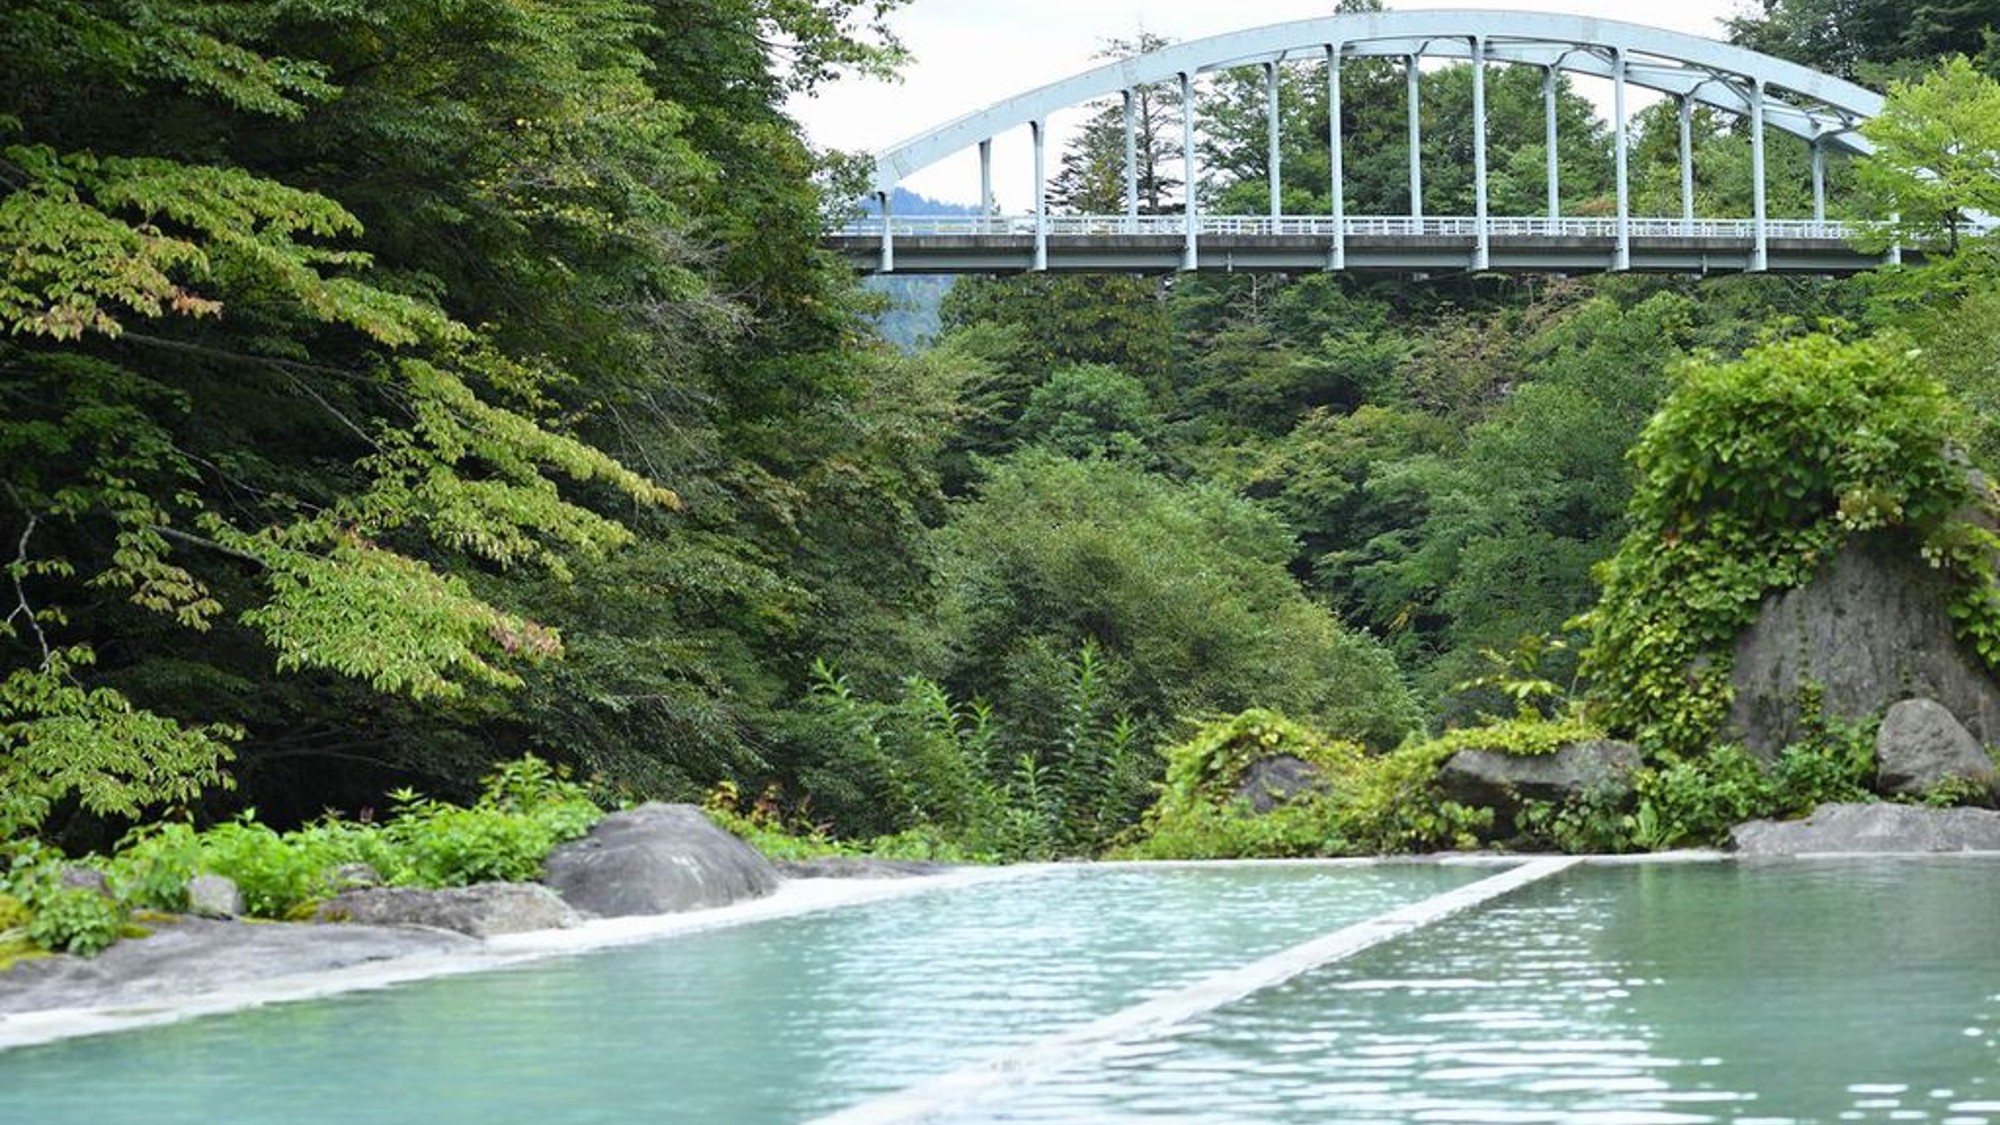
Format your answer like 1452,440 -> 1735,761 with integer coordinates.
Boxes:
860,190 -> 971,349
863,187 -> 983,217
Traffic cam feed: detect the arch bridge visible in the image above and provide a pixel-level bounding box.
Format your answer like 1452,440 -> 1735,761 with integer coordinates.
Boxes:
825,10 -> 1906,275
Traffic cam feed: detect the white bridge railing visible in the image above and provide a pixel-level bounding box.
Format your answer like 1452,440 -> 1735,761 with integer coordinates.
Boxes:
834,214 -> 1871,241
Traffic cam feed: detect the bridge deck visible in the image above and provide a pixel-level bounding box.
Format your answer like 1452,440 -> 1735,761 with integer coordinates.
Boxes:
827,216 -> 1900,275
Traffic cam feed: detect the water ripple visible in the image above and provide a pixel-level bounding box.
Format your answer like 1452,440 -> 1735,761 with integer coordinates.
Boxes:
947,859 -> 2000,1124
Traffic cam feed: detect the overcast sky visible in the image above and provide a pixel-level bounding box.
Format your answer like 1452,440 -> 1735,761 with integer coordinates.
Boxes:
787,0 -> 1753,208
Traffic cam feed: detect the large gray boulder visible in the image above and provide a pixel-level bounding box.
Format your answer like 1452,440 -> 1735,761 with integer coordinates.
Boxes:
1728,532 -> 2000,759
1437,739 -> 1643,825
186,874 -> 243,918
540,803 -> 780,918
313,883 -> 578,937
1231,754 -> 1326,813
1731,801 -> 2000,855
1875,698 -> 1997,799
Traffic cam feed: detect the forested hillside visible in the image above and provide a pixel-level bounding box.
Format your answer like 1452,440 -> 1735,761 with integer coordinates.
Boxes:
6,0 -> 2000,871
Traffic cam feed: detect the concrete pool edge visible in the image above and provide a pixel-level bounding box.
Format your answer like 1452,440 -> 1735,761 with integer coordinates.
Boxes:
0,865 -> 1042,1054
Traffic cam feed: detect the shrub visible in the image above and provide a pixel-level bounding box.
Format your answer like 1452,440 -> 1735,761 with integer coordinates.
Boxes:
381,756 -> 603,887
193,815 -> 367,918
702,783 -> 994,865
1428,709 -> 1604,758
105,822 -> 201,912
474,756 -> 601,842
383,800 -> 559,886
25,886 -> 124,956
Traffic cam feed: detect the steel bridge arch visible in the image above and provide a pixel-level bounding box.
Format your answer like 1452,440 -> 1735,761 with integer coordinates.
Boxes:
841,9 -> 1897,276
866,8 -> 1883,194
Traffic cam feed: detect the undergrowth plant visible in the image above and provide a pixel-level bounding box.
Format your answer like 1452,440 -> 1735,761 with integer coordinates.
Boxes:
79,755 -> 607,931
782,642 -> 1153,862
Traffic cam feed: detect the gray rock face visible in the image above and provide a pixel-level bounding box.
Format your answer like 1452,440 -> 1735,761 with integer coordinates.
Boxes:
0,916 -> 473,1016
542,803 -> 780,918
57,867 -> 109,897
1231,755 -> 1326,813
185,874 -> 243,918
1728,533 -> 2000,759
1875,698 -> 1997,798
776,857 -> 954,879
313,883 -> 578,937
1438,739 -> 1643,824
1730,801 -> 2000,855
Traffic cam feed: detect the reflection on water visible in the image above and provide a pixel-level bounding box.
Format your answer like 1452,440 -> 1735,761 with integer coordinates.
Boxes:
949,859 -> 2000,1124
0,863 -> 1478,1125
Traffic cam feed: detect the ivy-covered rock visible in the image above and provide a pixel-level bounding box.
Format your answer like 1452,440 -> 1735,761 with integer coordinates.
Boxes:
1584,332 -> 1999,759
1727,534 -> 2000,759
1437,739 -> 1642,830
1231,755 -> 1327,813
1122,709 -> 1494,859
1149,711 -> 1362,818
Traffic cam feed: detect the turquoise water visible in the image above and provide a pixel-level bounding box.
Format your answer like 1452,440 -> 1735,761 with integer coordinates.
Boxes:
945,859 -> 2000,1124
0,863 -> 1480,1124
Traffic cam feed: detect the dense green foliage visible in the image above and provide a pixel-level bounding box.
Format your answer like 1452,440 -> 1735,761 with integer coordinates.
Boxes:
932,453 -> 1419,753
1,0 -> 932,836
5,0 -> 2000,877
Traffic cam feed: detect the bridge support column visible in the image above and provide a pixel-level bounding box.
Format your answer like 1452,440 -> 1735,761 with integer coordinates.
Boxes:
1751,79 -> 1768,272
1543,65 -> 1559,220
1266,62 -> 1282,220
1182,70 -> 1199,271
1032,119 -> 1048,272
1328,43 -> 1344,270
1613,48 -> 1630,272
1123,90 -> 1139,228
1811,134 -> 1827,225
877,190 -> 893,273
1406,53 -> 1423,222
979,139 -> 994,227
1472,36 -> 1488,271
1678,95 -> 1694,235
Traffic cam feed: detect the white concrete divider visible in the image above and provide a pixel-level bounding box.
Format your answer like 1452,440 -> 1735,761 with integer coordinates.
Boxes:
809,856 -> 1581,1125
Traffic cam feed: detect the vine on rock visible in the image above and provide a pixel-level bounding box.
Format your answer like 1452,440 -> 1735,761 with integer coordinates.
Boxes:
1582,330 -> 1999,757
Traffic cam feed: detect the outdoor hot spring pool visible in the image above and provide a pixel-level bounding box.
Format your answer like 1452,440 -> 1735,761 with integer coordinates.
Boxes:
0,857 -> 1996,1124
